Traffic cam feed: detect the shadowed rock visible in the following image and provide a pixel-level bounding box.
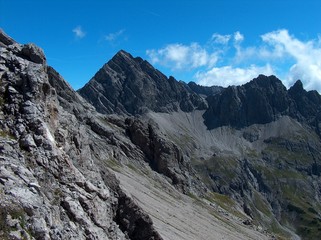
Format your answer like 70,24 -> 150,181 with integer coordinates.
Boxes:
78,50 -> 206,115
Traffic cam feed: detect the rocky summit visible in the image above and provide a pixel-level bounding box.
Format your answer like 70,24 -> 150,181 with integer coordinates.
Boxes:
1,30 -> 321,240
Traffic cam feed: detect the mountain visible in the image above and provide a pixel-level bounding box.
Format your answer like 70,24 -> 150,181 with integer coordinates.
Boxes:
0,30 -> 162,240
78,50 -> 207,115
204,75 -> 321,129
1,29 -> 321,240
78,50 -> 321,239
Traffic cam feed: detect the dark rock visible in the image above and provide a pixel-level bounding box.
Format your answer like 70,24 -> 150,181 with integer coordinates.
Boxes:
115,192 -> 163,240
288,80 -> 321,120
242,219 -> 253,226
0,29 -> 16,46
78,50 -> 206,115
204,75 -> 321,129
187,81 -> 223,96
19,43 -> 46,64
124,117 -> 192,192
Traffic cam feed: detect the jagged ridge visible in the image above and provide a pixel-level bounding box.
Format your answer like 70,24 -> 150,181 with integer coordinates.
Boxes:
2,28 -> 321,240
78,50 -> 207,115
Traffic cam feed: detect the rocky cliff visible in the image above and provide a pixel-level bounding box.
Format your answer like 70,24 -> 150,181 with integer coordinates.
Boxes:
204,74 -> 321,130
0,30 -> 162,240
2,29 -> 321,240
78,50 -> 207,115
78,49 -> 321,239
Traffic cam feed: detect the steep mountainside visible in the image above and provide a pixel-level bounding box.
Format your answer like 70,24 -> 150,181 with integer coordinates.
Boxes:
2,29 -> 321,240
0,30 -> 162,240
0,30 -> 271,240
204,75 -> 321,129
78,50 -> 207,115
79,49 -> 321,240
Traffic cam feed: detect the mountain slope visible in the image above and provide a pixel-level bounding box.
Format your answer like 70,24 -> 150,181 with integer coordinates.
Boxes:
0,30 -> 271,240
79,50 -> 321,240
78,50 -> 207,115
204,74 -> 321,130
0,30 -> 161,240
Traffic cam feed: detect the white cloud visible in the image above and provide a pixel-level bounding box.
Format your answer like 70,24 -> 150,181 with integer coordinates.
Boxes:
146,43 -> 218,70
234,31 -> 244,43
146,29 -> 321,92
72,26 -> 86,39
261,29 -> 321,90
105,29 -> 125,42
211,33 -> 231,45
195,64 -> 273,87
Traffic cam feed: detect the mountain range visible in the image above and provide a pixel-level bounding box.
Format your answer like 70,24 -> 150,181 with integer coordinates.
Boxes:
1,29 -> 321,240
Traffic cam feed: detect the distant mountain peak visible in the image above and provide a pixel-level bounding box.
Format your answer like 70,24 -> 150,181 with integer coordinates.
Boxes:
289,79 -> 304,93
113,49 -> 133,60
204,75 -> 321,129
78,51 -> 207,114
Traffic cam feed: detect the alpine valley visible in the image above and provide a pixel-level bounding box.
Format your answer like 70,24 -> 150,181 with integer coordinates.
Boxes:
1,30 -> 321,240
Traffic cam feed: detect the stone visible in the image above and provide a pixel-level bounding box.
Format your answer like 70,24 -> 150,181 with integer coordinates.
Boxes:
0,29 -> 16,46
20,134 -> 37,149
2,29 -> 321,240
78,50 -> 206,115
203,74 -> 321,129
20,43 -> 46,64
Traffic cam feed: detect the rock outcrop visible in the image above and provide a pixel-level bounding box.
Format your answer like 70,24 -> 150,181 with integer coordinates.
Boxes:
204,75 -> 321,130
2,29 -> 321,240
0,29 -> 162,240
78,50 -> 207,115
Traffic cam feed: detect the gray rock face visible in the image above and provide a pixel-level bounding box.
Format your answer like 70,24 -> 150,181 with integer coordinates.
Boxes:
0,29 -> 16,46
124,117 -> 203,194
204,75 -> 321,130
0,31 -> 162,240
2,29 -> 321,240
78,50 -> 207,115
187,81 -> 223,97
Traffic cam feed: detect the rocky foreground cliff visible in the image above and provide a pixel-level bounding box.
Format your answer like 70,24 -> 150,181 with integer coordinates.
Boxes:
0,30 -> 164,240
1,30 -> 321,240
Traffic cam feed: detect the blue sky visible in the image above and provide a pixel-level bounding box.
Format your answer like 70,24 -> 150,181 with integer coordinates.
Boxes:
1,0 -> 321,92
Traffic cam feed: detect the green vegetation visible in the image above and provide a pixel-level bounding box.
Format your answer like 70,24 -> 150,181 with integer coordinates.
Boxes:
104,157 -> 121,171
263,137 -> 316,166
252,163 -> 321,239
0,206 -> 31,240
126,162 -> 145,175
192,155 -> 239,188
269,219 -> 293,240
168,132 -> 194,150
0,129 -> 15,140
252,191 -> 273,217
204,192 -> 246,219
52,187 -> 63,205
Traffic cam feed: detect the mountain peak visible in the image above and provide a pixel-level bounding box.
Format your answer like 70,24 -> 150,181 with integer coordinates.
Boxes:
113,49 -> 133,59
78,51 -> 206,114
249,75 -> 284,90
289,79 -> 304,93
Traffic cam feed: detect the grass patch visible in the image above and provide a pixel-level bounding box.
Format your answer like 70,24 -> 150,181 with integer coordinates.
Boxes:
263,137 -> 316,166
269,219 -> 293,240
0,129 -> 15,140
192,155 -> 239,188
0,206 -> 31,240
104,157 -> 121,171
253,191 -> 273,217
204,192 -> 245,219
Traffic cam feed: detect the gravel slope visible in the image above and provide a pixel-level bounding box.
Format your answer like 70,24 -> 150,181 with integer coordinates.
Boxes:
113,166 -> 271,240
